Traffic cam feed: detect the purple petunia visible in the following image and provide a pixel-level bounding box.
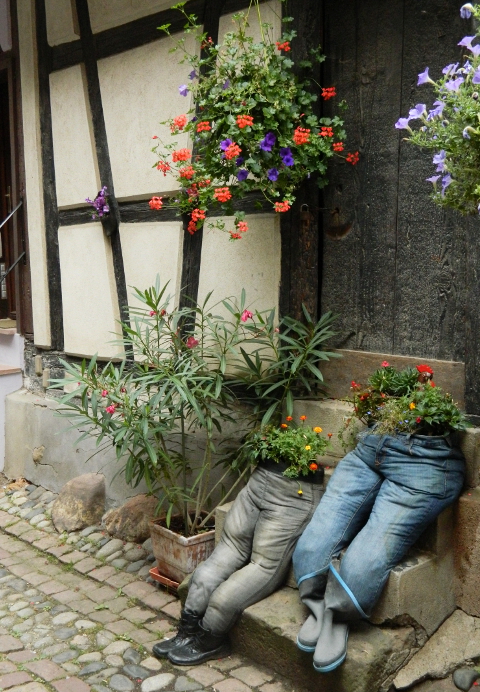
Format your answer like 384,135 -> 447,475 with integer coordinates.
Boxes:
394,117 -> 411,130
444,77 -> 464,91
442,62 -> 459,76
461,3 -> 474,18
417,67 -> 433,85
426,175 -> 441,184
427,100 -> 445,120
433,150 -> 446,172
237,169 -> 248,181
189,70 -> 197,80
179,84 -> 188,97
280,147 -> 294,166
222,80 -> 230,90
408,104 -> 426,119
236,157 -> 245,167
458,35 -> 476,48
441,174 -> 452,196
220,139 -> 233,151
259,132 -> 276,152
86,186 -> 109,219
473,66 -> 480,84
267,168 -> 279,181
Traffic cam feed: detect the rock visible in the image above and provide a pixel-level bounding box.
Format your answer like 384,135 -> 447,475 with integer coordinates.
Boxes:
453,668 -> 480,691
96,539 -> 124,559
123,663 -> 150,680
104,494 -> 158,543
110,673 -> 135,691
124,547 -> 146,562
111,559 -> 128,569
78,661 -> 107,676
141,674 -> 175,692
393,610 -> 480,689
126,560 -> 146,573
175,675 -> 203,691
52,649 -> 78,664
123,647 -> 141,665
52,473 -> 106,533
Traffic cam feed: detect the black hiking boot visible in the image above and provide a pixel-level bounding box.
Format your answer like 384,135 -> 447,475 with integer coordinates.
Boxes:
152,609 -> 201,659
167,621 -> 230,665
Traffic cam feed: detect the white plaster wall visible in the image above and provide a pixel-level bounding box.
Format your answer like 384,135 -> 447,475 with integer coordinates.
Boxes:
218,0 -> 281,44
58,223 -> 122,358
17,0 -> 51,348
45,0 -> 78,46
98,35 -> 196,200
88,0 -> 172,34
120,221 -> 183,307
198,214 -> 280,316
50,65 -> 100,209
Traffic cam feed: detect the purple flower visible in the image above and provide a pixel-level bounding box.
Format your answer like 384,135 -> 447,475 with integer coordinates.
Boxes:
458,35 -> 475,48
237,169 -> 248,181
444,77 -> 464,91
441,174 -> 452,196
471,45 -> 480,57
417,67 -> 433,85
222,79 -> 230,90
473,66 -> 480,84
220,139 -> 232,151
426,175 -> 440,184
280,147 -> 294,166
463,127 -> 472,139
427,100 -> 445,120
408,104 -> 426,119
236,157 -> 244,167
189,70 -> 197,80
259,132 -> 276,152
267,168 -> 279,181
442,62 -> 459,76
86,186 -> 109,218
463,60 -> 473,73
433,150 -> 446,172
461,4 -> 474,18
179,84 -> 188,97
394,117 -> 411,130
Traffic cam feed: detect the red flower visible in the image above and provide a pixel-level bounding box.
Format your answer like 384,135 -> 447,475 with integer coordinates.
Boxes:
351,380 -> 360,389
214,187 -> 232,203
149,311 -> 156,316
236,114 -> 254,129
332,142 -> 344,152
172,148 -> 191,162
309,462 -> 318,471
171,114 -> 188,132
286,416 -> 293,422
346,151 -> 360,165
179,165 -> 195,180
186,336 -> 199,348
430,381 -> 436,387
416,364 -> 434,375
196,121 -> 211,132
416,417 -> 422,424
320,126 -> 334,138
187,220 -> 197,235
101,390 -> 108,397
230,232 -> 242,240
322,87 -> 336,100
381,361 -> 390,367
300,415 -> 307,421
105,404 -> 116,414
276,41 -> 291,51
293,127 -> 311,145
236,221 -> 248,233
149,196 -> 163,210
274,201 -> 291,213
156,161 -> 171,176
191,208 -> 206,222
241,310 -> 253,322
225,142 -> 242,160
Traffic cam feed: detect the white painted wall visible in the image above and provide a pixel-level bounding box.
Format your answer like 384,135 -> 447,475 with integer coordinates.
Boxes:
88,0 -> 172,34
58,223 -> 123,359
50,65 -> 100,209
45,0 -> 78,46
218,0 -> 281,43
17,0 -> 51,348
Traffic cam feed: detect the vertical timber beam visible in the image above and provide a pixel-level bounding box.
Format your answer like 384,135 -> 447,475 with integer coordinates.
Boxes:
35,0 -> 64,349
74,0 -> 130,333
179,0 -> 226,309
279,0 -> 323,321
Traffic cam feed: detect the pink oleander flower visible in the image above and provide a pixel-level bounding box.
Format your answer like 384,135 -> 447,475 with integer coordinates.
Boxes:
241,310 -> 253,322
105,404 -> 116,414
186,336 -> 199,348
101,389 -> 108,397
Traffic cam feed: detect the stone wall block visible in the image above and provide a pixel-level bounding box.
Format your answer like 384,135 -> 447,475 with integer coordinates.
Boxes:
52,472 -> 106,533
454,488 -> 480,616
459,427 -> 480,488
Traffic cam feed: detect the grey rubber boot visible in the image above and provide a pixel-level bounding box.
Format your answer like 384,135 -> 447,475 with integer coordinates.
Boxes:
297,574 -> 327,652
152,609 -> 201,659
313,568 -> 364,673
167,620 -> 231,665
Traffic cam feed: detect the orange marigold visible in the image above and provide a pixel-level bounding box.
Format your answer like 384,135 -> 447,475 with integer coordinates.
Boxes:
309,462 -> 318,471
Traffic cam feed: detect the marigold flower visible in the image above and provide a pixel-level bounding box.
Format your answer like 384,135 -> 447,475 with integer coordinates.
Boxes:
274,200 -> 291,213
179,165 -> 195,180
281,423 -> 288,429
225,142 -> 242,160
241,309 -> 253,322
309,462 -> 318,471
328,433 -> 333,438
191,208 -> 206,222
172,148 -> 191,162
171,114 -> 188,132
214,187 -> 232,203
186,336 -> 199,348
409,402 -> 416,410
322,87 -> 337,100
276,41 -> 291,51
236,114 -> 254,129
346,151 -> 360,165
314,427 -> 322,433
300,415 -> 307,421
333,142 -> 344,152
293,127 -> 311,145
381,361 -> 390,367
196,120 -> 212,132
297,489 -> 303,495
305,445 -> 311,451
286,416 -> 293,421
320,126 -> 334,138
149,196 -> 163,210
156,161 -> 171,175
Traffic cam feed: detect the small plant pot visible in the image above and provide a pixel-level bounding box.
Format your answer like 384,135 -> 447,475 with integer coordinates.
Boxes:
149,518 -> 215,583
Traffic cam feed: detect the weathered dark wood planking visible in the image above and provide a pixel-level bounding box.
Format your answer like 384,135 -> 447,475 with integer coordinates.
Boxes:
35,0 -> 64,349
51,0 -> 269,73
395,0 -> 467,362
321,0 -> 404,352
279,0 -> 322,321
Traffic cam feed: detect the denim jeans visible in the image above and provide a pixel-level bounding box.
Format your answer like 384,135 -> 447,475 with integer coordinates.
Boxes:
292,432 -> 465,616
185,465 -> 323,634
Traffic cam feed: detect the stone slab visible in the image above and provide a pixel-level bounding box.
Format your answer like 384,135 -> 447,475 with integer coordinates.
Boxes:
454,488 -> 480,617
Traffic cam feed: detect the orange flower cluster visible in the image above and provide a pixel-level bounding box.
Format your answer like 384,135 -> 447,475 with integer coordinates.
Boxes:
236,221 -> 248,233
179,165 -> 195,179
214,187 -> 232,202
293,127 -> 311,145
332,142 -> 344,152
276,41 -> 291,51
172,148 -> 191,162
274,200 -> 291,213
191,208 -> 206,222
346,151 -> 360,165
225,142 -> 242,160
321,87 -> 336,100
149,196 -> 163,210
196,121 -> 211,132
187,221 -> 197,235
171,114 -> 188,132
236,114 -> 254,129
156,161 -> 171,175
320,126 -> 334,138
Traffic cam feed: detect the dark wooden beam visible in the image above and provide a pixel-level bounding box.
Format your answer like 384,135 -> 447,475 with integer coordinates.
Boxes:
465,220 -> 480,414
279,0 -> 323,321
51,0 -> 269,73
74,0 -> 130,333
35,0 -> 63,349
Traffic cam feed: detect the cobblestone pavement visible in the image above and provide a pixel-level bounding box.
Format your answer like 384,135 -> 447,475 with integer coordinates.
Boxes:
0,485 -> 299,692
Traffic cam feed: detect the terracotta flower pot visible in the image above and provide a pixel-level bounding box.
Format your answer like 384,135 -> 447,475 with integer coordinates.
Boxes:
149,518 -> 215,583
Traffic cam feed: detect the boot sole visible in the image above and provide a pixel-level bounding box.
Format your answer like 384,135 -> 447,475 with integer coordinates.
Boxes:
296,637 -> 316,653
168,643 -> 231,666
313,651 -> 346,673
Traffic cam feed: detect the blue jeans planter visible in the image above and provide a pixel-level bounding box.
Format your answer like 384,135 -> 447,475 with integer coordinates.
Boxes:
293,432 -> 465,615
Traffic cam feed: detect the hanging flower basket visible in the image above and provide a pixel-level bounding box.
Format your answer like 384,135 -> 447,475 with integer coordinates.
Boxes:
149,2 -> 358,240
